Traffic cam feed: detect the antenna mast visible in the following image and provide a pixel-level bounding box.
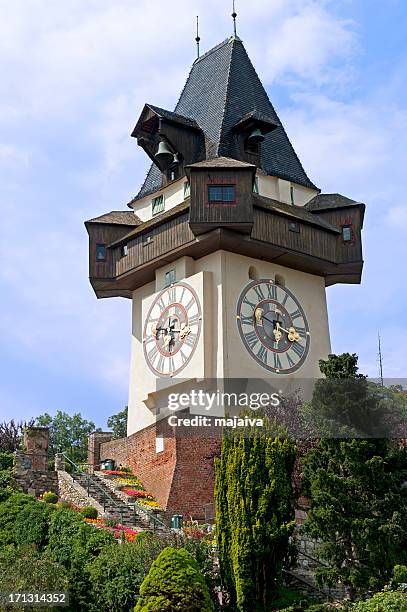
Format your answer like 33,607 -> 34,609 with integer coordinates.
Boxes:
232,0 -> 238,37
378,333 -> 384,387
195,16 -> 201,58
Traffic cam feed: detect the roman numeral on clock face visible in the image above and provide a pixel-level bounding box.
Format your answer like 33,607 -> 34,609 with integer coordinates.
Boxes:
290,309 -> 302,322
273,353 -> 282,370
257,344 -> 268,365
267,283 -> 277,300
188,314 -> 200,327
253,284 -> 265,301
244,330 -> 259,350
168,287 -> 176,302
241,314 -> 254,326
290,342 -> 305,358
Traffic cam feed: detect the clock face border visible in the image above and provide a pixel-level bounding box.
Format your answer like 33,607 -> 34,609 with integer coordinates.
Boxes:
143,282 -> 202,378
236,279 -> 311,375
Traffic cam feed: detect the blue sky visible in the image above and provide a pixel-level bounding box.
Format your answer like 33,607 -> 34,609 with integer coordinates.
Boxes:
1,0 -> 406,428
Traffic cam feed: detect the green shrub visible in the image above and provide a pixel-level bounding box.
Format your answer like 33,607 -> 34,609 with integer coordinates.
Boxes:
394,565 -> 407,584
14,501 -> 55,550
46,507 -> 84,567
0,546 -> 68,594
352,589 -> 407,612
135,546 -> 214,611
0,452 -> 14,470
42,491 -> 58,504
0,487 -> 12,502
0,469 -> 13,489
0,492 -> 37,545
87,539 -> 164,612
80,506 -> 98,519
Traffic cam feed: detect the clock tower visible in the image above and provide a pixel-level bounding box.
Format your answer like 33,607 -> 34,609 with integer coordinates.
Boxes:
85,34 -> 364,518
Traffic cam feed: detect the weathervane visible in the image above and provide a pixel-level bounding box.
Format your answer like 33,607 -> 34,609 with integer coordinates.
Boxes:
232,0 -> 238,37
195,16 -> 201,58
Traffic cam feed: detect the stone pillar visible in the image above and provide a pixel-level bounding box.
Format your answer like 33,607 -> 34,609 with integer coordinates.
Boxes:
54,453 -> 66,471
24,427 -> 49,471
88,432 -> 113,470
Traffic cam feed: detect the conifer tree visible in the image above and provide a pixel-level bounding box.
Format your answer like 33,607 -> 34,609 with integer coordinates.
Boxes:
302,354 -> 407,598
215,426 -> 296,611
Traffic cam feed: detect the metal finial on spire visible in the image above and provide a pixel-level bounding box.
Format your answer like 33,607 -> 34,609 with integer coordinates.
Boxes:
195,16 -> 201,58
232,0 -> 237,37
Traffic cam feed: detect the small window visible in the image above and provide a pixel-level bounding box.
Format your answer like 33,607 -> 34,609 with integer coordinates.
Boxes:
165,269 -> 176,287
152,194 -> 165,216
288,222 -> 300,233
342,225 -> 352,242
184,181 -> 191,199
253,177 -> 259,194
121,244 -> 128,258
96,244 -> 106,261
143,234 -> 153,247
208,184 -> 236,203
156,434 -> 164,454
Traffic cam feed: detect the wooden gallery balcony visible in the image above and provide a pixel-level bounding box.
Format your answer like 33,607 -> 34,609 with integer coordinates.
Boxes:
85,192 -> 365,299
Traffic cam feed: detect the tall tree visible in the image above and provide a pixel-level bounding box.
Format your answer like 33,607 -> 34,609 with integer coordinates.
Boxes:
107,406 -> 128,439
215,425 -> 297,611
36,411 -> 99,464
302,354 -> 407,598
0,419 -> 35,452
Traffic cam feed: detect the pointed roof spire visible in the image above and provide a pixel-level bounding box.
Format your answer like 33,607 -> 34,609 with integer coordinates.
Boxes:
134,37 -> 318,201
195,16 -> 201,59
232,0 -> 238,37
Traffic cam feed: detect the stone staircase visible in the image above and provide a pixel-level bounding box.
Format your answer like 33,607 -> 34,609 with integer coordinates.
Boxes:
71,471 -> 160,530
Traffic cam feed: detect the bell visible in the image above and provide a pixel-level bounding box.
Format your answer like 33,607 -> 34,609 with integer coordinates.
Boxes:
247,128 -> 265,144
155,141 -> 173,164
172,152 -> 180,165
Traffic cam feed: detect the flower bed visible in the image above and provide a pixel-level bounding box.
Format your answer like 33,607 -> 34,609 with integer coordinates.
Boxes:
99,469 -> 164,511
84,518 -> 140,542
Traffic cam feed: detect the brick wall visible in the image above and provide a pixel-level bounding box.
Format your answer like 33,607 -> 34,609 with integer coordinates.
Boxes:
96,424 -> 221,520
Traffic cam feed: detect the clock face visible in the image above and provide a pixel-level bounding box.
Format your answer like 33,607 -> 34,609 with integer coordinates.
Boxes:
236,279 -> 310,374
143,282 -> 202,378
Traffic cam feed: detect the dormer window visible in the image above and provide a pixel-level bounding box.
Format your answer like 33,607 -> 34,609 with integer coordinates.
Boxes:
208,184 -> 236,204
152,194 -> 165,216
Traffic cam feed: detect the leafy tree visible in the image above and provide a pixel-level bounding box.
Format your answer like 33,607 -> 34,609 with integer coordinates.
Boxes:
36,411 -> 99,463
107,406 -> 128,439
0,452 -> 14,489
0,419 -> 35,452
302,354 -> 407,599
135,547 -> 214,612
215,425 -> 297,611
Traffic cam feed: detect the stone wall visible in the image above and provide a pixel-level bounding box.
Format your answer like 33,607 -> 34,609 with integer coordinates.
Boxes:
14,451 -> 59,497
92,424 -> 221,520
57,470 -> 105,515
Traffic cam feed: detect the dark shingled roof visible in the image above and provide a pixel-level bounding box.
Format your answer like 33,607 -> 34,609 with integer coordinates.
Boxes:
86,211 -> 142,226
306,193 -> 363,211
186,156 -> 256,169
143,104 -> 200,130
133,36 -> 317,203
109,201 -> 191,248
